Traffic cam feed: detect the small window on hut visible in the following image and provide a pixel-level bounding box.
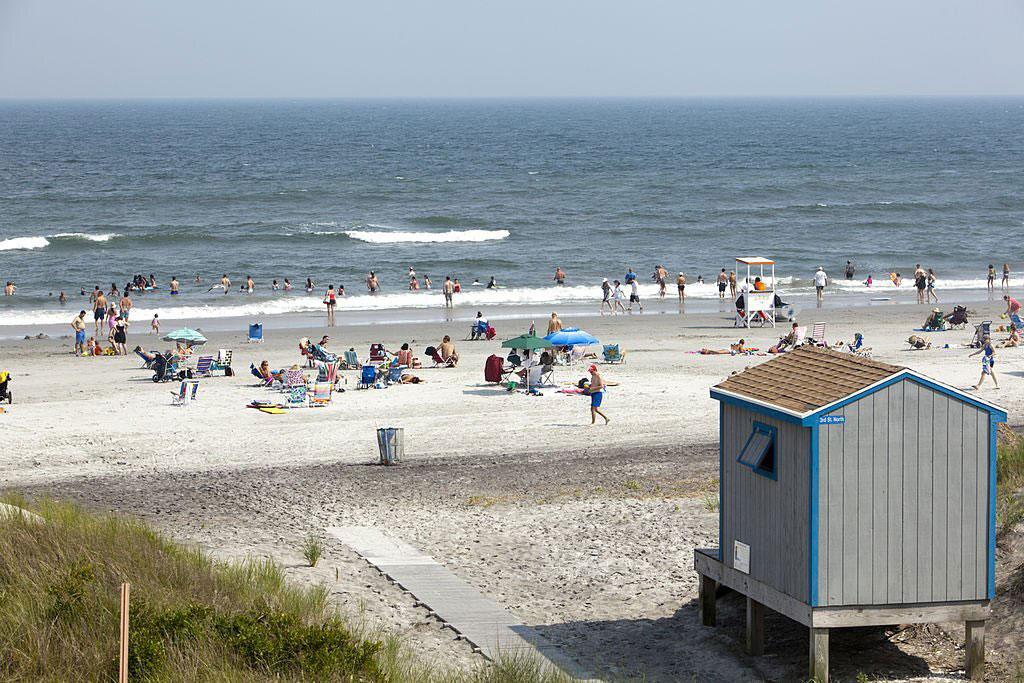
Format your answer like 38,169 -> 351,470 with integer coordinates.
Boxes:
737,422 -> 776,478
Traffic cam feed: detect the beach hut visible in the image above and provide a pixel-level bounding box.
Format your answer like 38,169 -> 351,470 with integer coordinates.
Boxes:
695,346 -> 1006,682
736,256 -> 776,328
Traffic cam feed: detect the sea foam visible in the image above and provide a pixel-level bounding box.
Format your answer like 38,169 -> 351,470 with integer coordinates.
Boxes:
341,229 -> 510,244
0,236 -> 50,251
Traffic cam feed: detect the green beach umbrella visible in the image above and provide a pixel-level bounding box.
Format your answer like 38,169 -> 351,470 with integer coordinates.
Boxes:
162,328 -> 207,346
501,332 -> 553,351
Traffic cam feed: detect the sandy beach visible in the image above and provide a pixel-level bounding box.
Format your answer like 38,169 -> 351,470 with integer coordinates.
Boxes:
3,294 -> 1023,680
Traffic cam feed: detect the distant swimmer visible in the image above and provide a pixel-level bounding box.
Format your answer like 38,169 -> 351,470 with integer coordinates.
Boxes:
2,281 -> 15,296
246,275 -> 255,294
366,271 -> 379,293
59,291 -> 67,305
864,275 -> 873,287
169,276 -> 179,295
305,277 -> 315,293
194,273 -> 201,285
554,266 -> 566,286
844,260 -> 855,279
471,278 -> 482,286
272,279 -> 280,291
423,274 -> 431,290
284,278 -> 293,291
890,272 -> 902,287
486,276 -> 497,289
407,266 -> 416,283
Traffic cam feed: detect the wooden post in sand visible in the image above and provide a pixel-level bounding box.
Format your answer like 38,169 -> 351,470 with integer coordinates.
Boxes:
119,582 -> 130,683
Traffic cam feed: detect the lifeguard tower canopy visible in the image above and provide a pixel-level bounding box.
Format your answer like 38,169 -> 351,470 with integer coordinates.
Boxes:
696,346 -> 1007,682
735,256 -> 775,266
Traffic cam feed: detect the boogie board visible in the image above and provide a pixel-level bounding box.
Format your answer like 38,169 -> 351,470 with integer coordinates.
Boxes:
258,406 -> 286,414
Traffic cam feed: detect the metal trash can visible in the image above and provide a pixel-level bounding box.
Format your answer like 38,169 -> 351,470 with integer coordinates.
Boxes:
376,427 -> 404,465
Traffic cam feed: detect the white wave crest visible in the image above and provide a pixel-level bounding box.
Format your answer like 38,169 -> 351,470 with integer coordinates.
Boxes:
0,236 -> 50,251
51,232 -> 120,242
342,229 -> 511,244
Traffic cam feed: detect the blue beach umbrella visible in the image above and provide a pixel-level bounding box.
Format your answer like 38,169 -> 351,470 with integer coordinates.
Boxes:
544,327 -> 599,346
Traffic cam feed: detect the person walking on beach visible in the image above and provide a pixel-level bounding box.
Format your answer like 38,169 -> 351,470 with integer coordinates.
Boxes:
914,266 -> 927,304
553,266 -> 566,286
677,272 -> 686,302
585,364 -> 609,425
844,260 -> 855,279
71,310 -> 87,355
813,266 -> 828,303
151,314 -> 160,335
600,278 -> 612,315
970,336 -> 998,390
987,265 -> 996,292
443,276 -> 455,308
611,280 -> 627,314
324,285 -> 337,326
93,290 -> 107,336
926,268 -> 939,303
728,270 -> 737,298
717,269 -> 728,299
628,278 -> 643,312
1003,263 -> 1011,290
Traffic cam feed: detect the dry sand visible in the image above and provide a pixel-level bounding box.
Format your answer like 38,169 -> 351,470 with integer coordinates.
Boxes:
2,295 -> 1023,680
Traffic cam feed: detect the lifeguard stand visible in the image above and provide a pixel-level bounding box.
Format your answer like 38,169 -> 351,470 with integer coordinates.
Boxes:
736,256 -> 775,328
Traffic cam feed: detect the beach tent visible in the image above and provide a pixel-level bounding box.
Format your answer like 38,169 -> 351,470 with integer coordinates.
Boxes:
163,328 -> 207,347
501,332 -> 552,392
544,327 -> 599,347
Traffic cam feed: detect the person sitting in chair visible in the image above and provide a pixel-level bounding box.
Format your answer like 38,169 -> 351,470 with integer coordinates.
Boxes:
438,335 -> 459,366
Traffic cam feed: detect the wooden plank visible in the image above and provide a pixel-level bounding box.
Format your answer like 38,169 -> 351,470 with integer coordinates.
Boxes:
827,420 -> 845,605
328,527 -> 591,680
948,402 -> 968,599
966,619 -> 986,681
902,381 -> 920,601
694,549 -> 812,626
811,600 -> 989,628
810,628 -> 830,683
699,574 -> 717,626
887,383 -> 904,603
857,396 -> 874,604
976,412 -> 989,599
842,404 -> 859,604
871,390 -> 889,604
746,597 -> 765,656
918,386 -> 935,603
962,408 -> 979,599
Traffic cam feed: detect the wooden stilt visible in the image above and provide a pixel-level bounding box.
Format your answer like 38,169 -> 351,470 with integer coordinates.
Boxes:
809,627 -> 829,683
966,619 -> 985,681
745,597 -> 764,655
698,574 -> 717,626
119,582 -> 130,683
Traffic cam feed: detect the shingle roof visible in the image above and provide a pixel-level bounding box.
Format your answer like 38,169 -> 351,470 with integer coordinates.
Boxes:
713,346 -> 903,415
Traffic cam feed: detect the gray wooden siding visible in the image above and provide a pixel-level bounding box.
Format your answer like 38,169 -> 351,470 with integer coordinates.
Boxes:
816,379 -> 990,606
721,404 -> 810,603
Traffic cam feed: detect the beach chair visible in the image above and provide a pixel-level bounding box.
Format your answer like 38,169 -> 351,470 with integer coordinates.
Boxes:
368,343 -> 387,364
0,370 -> 11,405
315,360 -> 339,387
1011,314 -> 1024,331
308,382 -> 332,407
193,355 -> 214,378
358,365 -> 378,389
171,379 -> 199,407
280,368 -> 307,391
602,344 -> 626,364
211,349 -> 233,375
135,346 -> 157,369
285,385 -> 307,407
810,322 -> 827,346
249,363 -> 274,387
385,364 -> 407,384
342,349 -> 361,370
247,322 -> 263,344
971,321 -> 992,348
846,333 -> 872,358
425,346 -> 454,368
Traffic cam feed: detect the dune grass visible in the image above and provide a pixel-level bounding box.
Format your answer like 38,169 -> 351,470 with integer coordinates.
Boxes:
0,495 -> 574,683
997,438 -> 1024,539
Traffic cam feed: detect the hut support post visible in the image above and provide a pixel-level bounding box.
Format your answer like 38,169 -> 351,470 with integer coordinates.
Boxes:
809,627 -> 829,683
698,574 -> 716,626
745,597 -> 764,655
966,619 -> 985,681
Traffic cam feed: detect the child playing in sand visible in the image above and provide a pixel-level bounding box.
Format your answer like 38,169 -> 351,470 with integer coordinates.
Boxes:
150,314 -> 159,335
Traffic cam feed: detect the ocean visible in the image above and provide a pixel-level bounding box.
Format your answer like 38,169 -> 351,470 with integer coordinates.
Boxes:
1,98 -> 1022,327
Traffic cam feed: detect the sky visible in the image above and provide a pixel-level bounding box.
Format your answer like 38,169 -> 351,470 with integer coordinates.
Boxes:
1,0 -> 1023,98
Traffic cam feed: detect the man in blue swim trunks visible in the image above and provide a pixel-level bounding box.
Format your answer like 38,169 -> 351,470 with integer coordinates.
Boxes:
71,310 -> 87,355
586,364 -> 610,425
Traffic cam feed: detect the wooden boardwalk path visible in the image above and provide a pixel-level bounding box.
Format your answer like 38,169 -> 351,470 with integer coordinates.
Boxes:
326,526 -> 594,680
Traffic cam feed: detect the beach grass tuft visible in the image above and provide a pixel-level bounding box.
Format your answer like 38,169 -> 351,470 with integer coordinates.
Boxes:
302,532 -> 325,567
997,437 -> 1024,539
0,495 -> 582,682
